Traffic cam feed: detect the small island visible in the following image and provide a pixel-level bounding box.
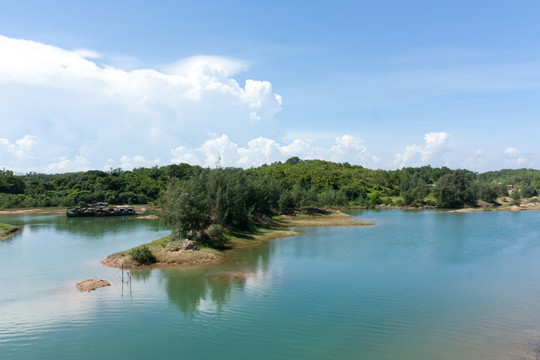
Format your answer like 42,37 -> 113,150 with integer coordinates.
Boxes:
0,223 -> 20,240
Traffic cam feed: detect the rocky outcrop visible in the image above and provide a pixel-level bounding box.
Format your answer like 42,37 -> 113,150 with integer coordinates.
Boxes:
76,279 -> 111,292
166,239 -> 199,252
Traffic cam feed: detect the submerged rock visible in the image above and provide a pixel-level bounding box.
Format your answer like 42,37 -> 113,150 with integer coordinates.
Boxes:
76,279 -> 111,292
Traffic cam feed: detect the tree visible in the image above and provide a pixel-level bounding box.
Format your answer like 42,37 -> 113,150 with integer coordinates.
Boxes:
209,169 -> 252,230
477,182 -> 499,203
285,156 -> 303,164
432,170 -> 477,208
521,183 -> 537,198
400,172 -> 428,206
163,176 -> 212,243
0,170 -> 25,194
511,187 -> 521,205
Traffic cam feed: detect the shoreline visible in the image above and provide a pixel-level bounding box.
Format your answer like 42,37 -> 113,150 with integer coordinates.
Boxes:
101,210 -> 374,269
1,199 -> 538,216
0,205 -> 154,215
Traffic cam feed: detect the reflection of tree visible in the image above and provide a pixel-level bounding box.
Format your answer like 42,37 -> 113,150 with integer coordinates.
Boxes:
233,241 -> 273,274
166,272 -> 209,318
207,277 -> 234,312
162,269 -> 252,318
1,213 -> 168,238
131,268 -> 152,282
161,236 -> 275,318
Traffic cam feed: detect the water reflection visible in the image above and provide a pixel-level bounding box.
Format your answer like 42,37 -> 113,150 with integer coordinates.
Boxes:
161,242 -> 275,317
131,268 -> 152,282
161,269 -> 242,317
0,213 -> 166,239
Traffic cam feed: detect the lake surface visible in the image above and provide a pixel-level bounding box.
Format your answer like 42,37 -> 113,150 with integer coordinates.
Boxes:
1,210 -> 540,359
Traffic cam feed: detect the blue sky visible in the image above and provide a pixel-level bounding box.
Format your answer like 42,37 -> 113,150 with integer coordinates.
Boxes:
1,0 -> 540,173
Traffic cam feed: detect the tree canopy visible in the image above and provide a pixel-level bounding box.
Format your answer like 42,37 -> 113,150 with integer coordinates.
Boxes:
1,159 -> 539,213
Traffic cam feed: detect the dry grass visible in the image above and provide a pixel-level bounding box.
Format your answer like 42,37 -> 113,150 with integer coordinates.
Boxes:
101,235 -> 222,268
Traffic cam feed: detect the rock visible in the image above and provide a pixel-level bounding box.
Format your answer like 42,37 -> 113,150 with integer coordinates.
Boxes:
165,239 -> 199,252
76,279 -> 111,292
181,240 -> 198,251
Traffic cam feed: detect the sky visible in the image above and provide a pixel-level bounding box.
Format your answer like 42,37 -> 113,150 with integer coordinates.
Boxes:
1,0 -> 540,173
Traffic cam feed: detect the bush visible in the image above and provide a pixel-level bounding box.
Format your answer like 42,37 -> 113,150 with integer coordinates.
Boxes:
206,224 -> 228,249
128,245 -> 157,265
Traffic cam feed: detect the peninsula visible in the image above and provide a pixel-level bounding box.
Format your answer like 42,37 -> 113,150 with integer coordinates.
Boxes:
101,210 -> 373,268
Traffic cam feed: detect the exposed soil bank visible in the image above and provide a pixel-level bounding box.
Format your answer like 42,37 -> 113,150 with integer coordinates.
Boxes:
102,210 -> 373,269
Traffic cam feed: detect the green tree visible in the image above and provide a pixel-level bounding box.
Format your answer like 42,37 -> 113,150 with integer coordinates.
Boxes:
477,182 -> 499,203
163,176 -> 212,243
400,172 -> 428,206
521,183 -> 537,198
0,170 -> 25,194
432,170 -> 477,208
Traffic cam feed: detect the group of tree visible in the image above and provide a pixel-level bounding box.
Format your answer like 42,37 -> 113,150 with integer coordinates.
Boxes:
163,168 -> 280,247
1,160 -> 539,214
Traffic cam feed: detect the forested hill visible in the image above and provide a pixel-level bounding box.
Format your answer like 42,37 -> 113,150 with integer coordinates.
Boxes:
1,158 -> 540,209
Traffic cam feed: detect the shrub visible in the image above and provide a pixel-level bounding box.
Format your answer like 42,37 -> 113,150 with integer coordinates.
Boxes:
128,245 -> 157,265
206,224 -> 228,249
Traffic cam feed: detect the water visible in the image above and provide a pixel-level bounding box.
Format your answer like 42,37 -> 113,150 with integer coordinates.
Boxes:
1,210 -> 540,359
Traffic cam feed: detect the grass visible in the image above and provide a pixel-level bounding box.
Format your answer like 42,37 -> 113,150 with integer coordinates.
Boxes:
102,209 -> 374,268
0,223 -> 19,239
102,235 -> 223,268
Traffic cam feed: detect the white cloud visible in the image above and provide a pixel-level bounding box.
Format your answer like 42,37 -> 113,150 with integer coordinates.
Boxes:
72,49 -> 100,59
119,155 -> 161,170
0,135 -> 38,163
503,147 -> 530,167
504,147 -> 520,157
44,156 -> 90,173
0,35 -> 282,173
171,134 -> 378,168
394,132 -> 450,168
462,149 -> 486,170
329,135 -> 380,164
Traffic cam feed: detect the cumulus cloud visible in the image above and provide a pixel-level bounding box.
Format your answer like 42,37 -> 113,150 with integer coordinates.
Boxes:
44,156 -> 90,173
394,132 -> 450,167
119,155 -> 161,170
0,35 -> 282,172
462,149 -> 486,170
503,147 -> 530,167
171,134 -> 378,168
0,135 -> 38,164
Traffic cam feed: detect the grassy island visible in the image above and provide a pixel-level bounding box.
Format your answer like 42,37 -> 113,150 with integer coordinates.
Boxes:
101,210 -> 373,268
0,223 -> 20,240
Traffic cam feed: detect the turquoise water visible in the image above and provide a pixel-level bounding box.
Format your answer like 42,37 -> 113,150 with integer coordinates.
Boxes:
1,210 -> 540,359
